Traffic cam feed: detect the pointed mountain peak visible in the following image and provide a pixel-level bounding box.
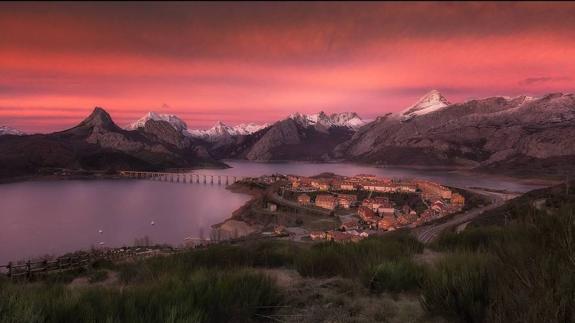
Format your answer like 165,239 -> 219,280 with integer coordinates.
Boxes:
146,111 -> 159,119
399,90 -> 452,120
79,107 -> 118,129
417,90 -> 450,106
127,111 -> 188,132
213,121 -> 227,127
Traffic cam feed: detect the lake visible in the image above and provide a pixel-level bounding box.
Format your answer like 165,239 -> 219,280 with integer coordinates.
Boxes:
0,161 -> 547,263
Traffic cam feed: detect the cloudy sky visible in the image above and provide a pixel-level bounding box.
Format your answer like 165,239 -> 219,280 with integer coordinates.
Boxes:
1,1 -> 574,132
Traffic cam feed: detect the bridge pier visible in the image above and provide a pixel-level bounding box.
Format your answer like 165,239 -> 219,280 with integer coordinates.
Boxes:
121,171 -> 251,187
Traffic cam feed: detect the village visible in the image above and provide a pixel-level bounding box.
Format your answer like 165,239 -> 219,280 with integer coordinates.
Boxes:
264,173 -> 467,243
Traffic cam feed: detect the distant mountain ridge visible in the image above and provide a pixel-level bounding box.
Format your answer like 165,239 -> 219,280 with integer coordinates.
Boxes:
125,111 -> 367,161
187,121 -> 270,142
288,111 -> 366,130
127,112 -> 270,142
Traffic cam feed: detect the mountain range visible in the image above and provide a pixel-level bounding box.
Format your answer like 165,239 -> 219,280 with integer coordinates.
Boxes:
0,108 -> 225,179
336,91 -> 575,176
1,90 -> 574,178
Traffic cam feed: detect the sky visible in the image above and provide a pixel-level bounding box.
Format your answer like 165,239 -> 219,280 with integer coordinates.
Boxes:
1,1 -> 575,133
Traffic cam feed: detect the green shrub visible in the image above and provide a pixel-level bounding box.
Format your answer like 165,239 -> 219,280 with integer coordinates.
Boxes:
296,232 -> 424,278
433,226 -> 504,252
485,204 -> 575,322
0,269 -> 281,323
87,270 -> 108,283
362,259 -> 425,293
421,252 -> 491,323
250,240 -> 298,268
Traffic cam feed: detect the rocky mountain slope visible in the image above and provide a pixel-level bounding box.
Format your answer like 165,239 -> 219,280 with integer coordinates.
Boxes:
0,108 -> 224,179
242,114 -> 360,161
336,91 -> 575,176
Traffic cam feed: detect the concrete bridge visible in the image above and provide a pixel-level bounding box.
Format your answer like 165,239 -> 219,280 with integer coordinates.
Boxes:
119,171 -> 248,185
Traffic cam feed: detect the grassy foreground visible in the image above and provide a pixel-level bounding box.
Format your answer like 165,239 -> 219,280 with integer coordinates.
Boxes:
0,233 -> 429,323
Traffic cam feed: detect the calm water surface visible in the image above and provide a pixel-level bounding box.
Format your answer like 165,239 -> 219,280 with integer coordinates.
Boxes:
0,161 -> 547,263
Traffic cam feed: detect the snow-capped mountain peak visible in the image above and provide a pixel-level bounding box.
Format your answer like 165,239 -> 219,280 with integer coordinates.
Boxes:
399,90 -> 451,120
127,112 -> 188,132
232,123 -> 270,136
289,111 -> 366,129
0,125 -> 24,136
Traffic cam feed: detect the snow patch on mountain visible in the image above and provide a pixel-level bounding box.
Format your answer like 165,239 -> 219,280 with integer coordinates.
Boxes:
289,111 -> 366,129
398,90 -> 451,121
187,122 -> 269,142
128,112 -> 188,132
0,126 -> 24,136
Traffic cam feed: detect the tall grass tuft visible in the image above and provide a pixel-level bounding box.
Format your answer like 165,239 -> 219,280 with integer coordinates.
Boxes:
420,252 -> 491,323
296,232 -> 424,278
432,226 -> 504,252
362,259 -> 425,293
0,269 -> 281,323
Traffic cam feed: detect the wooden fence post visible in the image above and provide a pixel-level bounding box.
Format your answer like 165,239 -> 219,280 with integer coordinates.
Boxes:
26,260 -> 31,279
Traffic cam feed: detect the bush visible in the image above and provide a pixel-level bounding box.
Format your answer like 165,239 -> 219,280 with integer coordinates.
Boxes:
362,259 -> 425,293
296,232 -> 424,278
485,204 -> 575,322
432,226 -> 504,252
87,270 -> 108,283
250,240 -> 298,268
420,252 -> 491,323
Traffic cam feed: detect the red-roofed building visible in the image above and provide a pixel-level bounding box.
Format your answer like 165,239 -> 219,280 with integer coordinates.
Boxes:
309,231 -> 327,240
315,194 -> 337,210
337,194 -> 357,208
297,194 -> 311,205
378,215 -> 397,231
358,206 -> 376,222
340,219 -> 360,231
